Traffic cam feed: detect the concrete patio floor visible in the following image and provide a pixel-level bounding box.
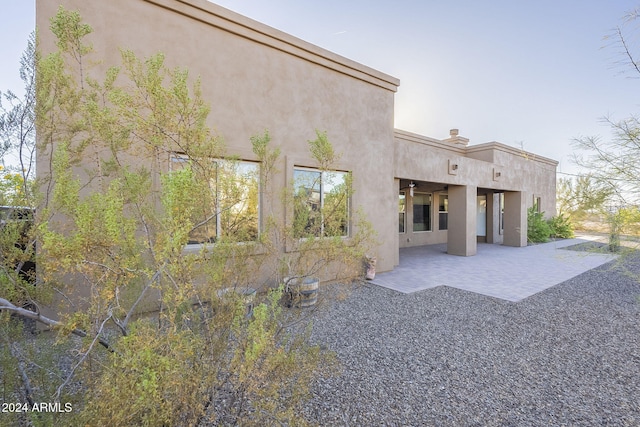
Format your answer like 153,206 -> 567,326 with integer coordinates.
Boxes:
370,236 -> 618,301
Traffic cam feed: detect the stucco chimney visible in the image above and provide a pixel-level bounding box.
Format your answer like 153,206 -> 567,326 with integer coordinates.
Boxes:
444,128 -> 469,146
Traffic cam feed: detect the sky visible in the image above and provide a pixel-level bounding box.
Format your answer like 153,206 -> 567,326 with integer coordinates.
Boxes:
1,1 -> 639,177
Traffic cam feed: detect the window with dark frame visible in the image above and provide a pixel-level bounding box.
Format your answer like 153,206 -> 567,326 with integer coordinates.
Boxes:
412,193 -> 432,232
293,167 -> 350,238
170,155 -> 260,244
439,194 -> 448,230
534,196 -> 542,212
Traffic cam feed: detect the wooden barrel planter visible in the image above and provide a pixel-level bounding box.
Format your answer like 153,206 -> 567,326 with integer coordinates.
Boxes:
286,277 -> 319,308
217,287 -> 257,317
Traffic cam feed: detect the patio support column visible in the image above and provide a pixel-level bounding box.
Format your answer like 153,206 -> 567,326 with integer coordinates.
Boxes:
447,184 -> 477,256
503,191 -> 527,247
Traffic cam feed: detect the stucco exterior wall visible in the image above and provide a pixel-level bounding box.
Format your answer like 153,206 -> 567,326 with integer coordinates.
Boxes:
395,130 -> 557,249
395,131 -> 556,195
36,0 -> 400,274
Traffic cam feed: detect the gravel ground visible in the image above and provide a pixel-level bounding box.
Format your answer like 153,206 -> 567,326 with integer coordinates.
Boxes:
302,252 -> 640,426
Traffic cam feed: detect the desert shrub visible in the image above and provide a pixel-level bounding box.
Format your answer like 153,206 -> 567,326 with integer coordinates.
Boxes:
527,207 -> 552,243
72,287 -> 335,426
548,214 -> 575,239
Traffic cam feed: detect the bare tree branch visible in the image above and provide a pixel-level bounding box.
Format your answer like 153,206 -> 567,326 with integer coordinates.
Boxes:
616,26 -> 640,76
0,297 -> 115,352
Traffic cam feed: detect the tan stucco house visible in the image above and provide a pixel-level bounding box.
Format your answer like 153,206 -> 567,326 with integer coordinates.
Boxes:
36,0 -> 557,278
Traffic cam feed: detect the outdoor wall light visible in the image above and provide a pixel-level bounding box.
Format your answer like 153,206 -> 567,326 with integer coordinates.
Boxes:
495,172 -> 501,177
409,181 -> 416,197
448,160 -> 459,176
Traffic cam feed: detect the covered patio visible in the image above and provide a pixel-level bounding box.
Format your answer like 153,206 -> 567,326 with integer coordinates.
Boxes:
371,237 -> 617,301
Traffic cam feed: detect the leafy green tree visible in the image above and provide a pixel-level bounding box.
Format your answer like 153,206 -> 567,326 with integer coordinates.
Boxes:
557,176 -> 613,222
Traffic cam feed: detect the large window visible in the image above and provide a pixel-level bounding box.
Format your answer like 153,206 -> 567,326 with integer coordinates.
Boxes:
534,196 -> 542,213
293,167 -> 349,238
170,155 -> 259,244
412,193 -> 432,232
439,194 -> 448,230
399,192 -> 406,233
